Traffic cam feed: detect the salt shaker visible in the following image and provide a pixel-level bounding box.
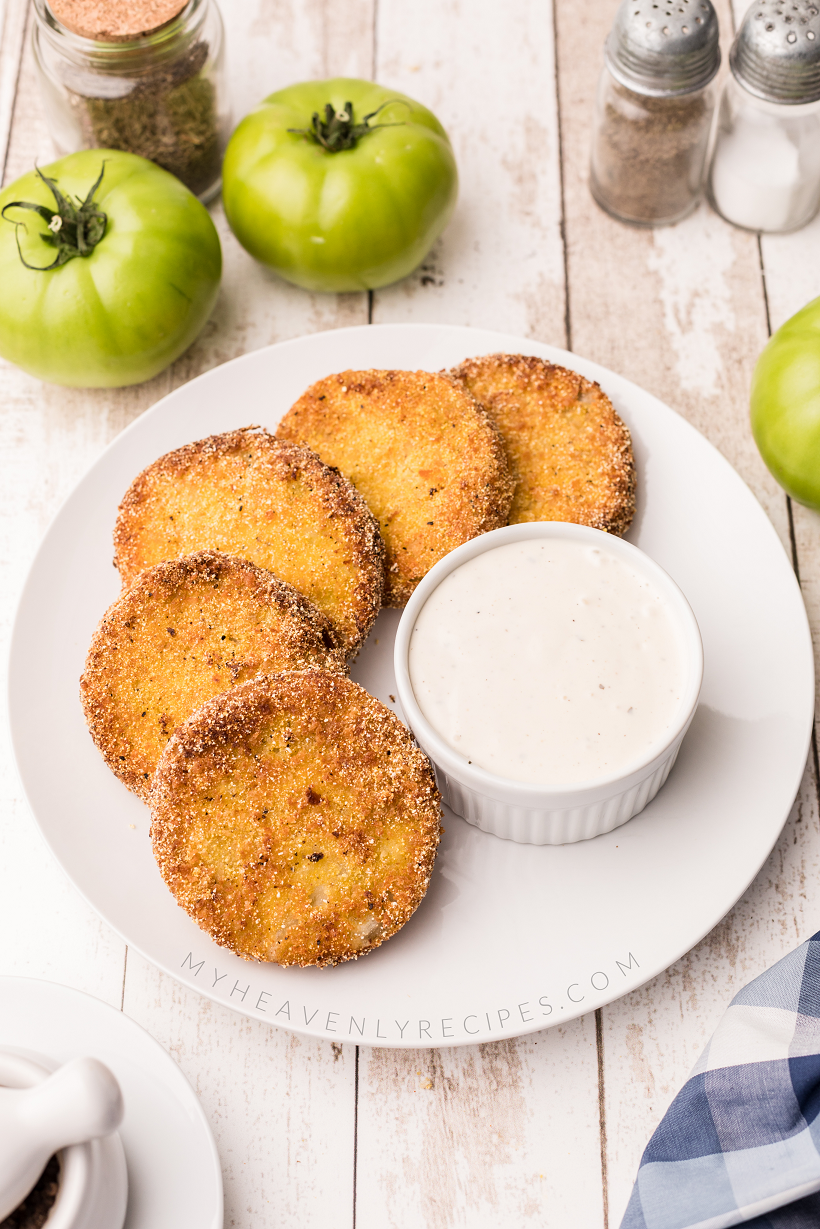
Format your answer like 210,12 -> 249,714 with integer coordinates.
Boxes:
708,1 -> 820,233
31,0 -> 230,202
590,0 -> 721,226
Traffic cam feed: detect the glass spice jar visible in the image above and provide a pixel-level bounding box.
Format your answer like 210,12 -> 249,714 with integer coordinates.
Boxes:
31,0 -> 229,203
708,1 -> 820,234
590,0 -> 721,227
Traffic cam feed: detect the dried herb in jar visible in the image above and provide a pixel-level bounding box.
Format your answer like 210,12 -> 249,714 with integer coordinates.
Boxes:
67,38 -> 221,199
34,0 -> 226,201
0,1155 -> 60,1229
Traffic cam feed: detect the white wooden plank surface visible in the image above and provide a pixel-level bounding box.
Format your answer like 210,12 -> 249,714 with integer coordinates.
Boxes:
553,3 -> 820,1225
113,4 -> 374,1226
2,0 -> 820,1225
0,1 -> 370,1225
359,5 -> 605,1228
603,766 -> 820,1225
0,0 -> 127,1010
357,1020 -> 605,1229
759,190 -> 820,729
123,949 -> 357,1229
555,0 -> 790,550
371,0 -> 566,342
0,0 -> 27,177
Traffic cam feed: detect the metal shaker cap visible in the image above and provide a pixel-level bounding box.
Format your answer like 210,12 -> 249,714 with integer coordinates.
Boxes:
730,1 -> 820,104
605,0 -> 721,97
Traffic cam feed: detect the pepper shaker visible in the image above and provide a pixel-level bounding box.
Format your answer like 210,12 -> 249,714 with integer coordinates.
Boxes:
31,0 -> 230,202
590,0 -> 721,226
708,1 -> 820,233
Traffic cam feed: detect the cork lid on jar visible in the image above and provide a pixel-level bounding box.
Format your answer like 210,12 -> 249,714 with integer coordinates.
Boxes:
47,0 -> 189,41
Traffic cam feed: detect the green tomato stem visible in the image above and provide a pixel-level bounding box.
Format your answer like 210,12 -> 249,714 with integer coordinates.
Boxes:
1,163 -> 108,270
287,100 -> 406,152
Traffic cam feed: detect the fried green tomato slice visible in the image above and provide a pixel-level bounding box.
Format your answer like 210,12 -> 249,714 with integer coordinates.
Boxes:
277,369 -> 513,606
113,427 -> 384,657
81,551 -> 345,800
450,354 -> 636,536
150,672 -> 442,967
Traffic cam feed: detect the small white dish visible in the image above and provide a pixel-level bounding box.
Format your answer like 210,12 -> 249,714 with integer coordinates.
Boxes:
394,522 -> 704,845
0,979 -> 222,1229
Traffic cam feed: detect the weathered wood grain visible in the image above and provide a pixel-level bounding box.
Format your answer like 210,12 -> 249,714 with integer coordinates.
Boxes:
0,0 -> 27,177
0,780 -> 126,1008
4,0 -> 820,1224
372,0 -> 566,344
604,764 -> 820,1224
357,6 -> 607,1229
113,5 -> 374,1227
761,218 -> 820,336
0,1 -> 372,1223
730,0 -> 820,729
554,2 -> 820,1225
759,221 -> 820,727
0,0 -> 127,1009
124,949 -> 357,1229
356,1019 -> 605,1229
555,0 -> 790,551
0,0 -> 25,168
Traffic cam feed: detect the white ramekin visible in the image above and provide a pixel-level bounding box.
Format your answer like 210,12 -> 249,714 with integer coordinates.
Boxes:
394,522 -> 703,845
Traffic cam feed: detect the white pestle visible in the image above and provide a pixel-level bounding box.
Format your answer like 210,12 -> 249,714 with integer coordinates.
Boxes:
0,1057 -> 124,1221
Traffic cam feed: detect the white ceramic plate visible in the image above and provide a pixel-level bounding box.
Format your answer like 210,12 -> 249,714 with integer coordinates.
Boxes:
0,977 -> 222,1228
8,324 -> 814,1050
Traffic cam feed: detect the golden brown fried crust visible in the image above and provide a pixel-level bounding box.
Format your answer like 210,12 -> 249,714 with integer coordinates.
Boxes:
150,672 -> 442,967
277,370 -> 514,606
113,427 -> 384,657
450,354 -> 636,536
81,551 -> 346,800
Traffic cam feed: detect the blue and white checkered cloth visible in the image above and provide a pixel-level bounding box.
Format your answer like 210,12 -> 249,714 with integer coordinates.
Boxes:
621,931 -> 820,1229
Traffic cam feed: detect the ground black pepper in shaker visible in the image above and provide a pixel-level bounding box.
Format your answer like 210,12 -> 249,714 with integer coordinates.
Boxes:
590,0 -> 721,226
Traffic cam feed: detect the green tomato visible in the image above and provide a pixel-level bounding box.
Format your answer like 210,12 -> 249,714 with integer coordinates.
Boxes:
751,295 -> 820,511
222,77 -> 458,293
0,150 -> 221,388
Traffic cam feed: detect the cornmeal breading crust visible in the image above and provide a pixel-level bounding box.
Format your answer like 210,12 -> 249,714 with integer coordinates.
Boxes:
81,551 -> 346,799
150,672 -> 442,967
113,427 -> 384,656
450,354 -> 636,536
276,369 -> 514,606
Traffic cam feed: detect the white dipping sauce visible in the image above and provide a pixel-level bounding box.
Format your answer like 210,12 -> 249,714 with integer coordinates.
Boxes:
408,538 -> 687,786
